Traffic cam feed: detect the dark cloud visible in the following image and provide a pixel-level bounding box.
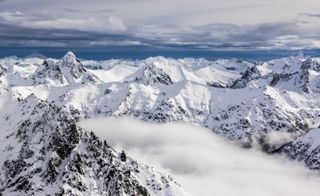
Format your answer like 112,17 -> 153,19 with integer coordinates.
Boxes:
157,22 -> 319,50
0,22 -> 134,47
299,13 -> 320,18
0,1 -> 319,50
0,15 -> 319,50
63,8 -> 115,13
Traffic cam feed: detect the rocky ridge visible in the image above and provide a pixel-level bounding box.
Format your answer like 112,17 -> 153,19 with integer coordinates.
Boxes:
0,91 -> 186,195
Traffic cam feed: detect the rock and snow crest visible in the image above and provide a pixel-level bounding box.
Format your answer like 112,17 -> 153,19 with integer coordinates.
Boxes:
32,51 -> 100,85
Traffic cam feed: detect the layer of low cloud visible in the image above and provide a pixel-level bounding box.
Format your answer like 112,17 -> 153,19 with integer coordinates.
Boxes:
79,117 -> 320,196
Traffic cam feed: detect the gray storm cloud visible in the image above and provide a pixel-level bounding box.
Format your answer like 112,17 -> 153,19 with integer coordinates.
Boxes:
1,0 -> 320,49
79,117 -> 320,196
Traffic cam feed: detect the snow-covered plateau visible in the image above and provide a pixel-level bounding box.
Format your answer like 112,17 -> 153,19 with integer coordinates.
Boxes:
1,51 -> 320,195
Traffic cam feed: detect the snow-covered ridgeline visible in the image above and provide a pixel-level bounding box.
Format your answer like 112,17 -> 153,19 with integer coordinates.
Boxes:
1,52 -> 320,171
0,90 -> 187,195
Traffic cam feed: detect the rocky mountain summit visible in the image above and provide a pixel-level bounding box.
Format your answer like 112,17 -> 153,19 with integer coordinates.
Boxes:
31,52 -> 100,85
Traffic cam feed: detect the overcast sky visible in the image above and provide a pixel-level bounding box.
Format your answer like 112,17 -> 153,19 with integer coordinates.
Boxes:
1,0 -> 320,50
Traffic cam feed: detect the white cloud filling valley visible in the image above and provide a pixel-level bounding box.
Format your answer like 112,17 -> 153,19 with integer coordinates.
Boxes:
79,117 -> 320,196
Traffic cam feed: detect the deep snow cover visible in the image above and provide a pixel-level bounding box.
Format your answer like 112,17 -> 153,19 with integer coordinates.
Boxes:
1,52 -> 320,195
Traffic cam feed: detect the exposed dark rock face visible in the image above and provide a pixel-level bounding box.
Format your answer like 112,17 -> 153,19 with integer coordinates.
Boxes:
0,64 -> 7,77
207,82 -> 229,88
269,72 -> 298,87
129,64 -> 173,86
62,51 -> 87,79
231,66 -> 261,89
280,128 -> 320,170
32,52 -> 100,85
0,95 -> 183,195
32,60 -> 66,84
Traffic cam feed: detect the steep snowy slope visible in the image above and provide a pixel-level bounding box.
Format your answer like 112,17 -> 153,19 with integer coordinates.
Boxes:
0,91 -> 187,195
1,52 -> 320,171
280,128 -> 320,170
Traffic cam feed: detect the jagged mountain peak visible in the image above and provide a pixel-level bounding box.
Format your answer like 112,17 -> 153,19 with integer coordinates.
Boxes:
0,95 -> 187,195
262,57 -> 320,93
126,63 -> 174,86
62,51 -> 78,65
32,59 -> 66,85
229,55 -> 320,91
60,52 -> 87,79
31,52 -> 100,85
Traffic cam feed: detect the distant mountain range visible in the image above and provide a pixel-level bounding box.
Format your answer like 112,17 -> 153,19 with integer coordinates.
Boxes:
1,51 -> 320,194
1,47 -> 320,60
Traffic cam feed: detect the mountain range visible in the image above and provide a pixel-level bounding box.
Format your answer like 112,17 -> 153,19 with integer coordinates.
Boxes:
1,51 -> 320,194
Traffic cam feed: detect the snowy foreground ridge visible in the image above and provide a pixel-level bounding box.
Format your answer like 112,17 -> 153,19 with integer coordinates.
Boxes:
1,51 -> 320,194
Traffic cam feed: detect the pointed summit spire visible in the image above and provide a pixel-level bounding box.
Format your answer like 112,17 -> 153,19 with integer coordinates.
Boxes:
64,51 -> 76,58
59,51 -> 89,80
62,51 -> 77,66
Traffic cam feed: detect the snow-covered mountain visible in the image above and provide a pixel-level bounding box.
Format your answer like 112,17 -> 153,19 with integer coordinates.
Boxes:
1,51 -> 320,194
31,51 -> 100,85
0,90 -> 186,195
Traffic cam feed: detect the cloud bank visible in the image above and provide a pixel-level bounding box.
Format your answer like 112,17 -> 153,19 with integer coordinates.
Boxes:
1,0 -> 320,49
79,117 -> 320,196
